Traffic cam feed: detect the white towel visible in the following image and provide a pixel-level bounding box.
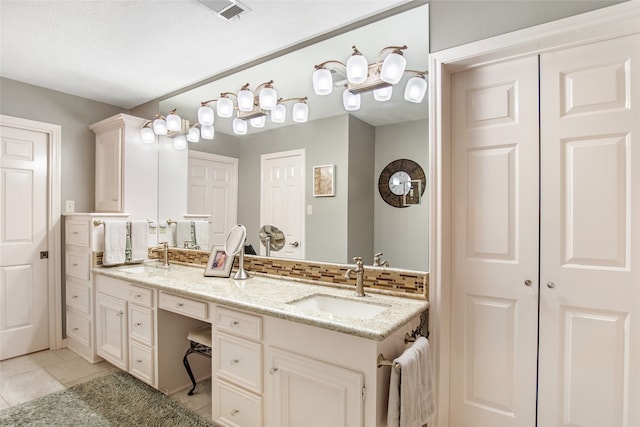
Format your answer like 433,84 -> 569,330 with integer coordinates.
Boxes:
176,221 -> 191,248
129,220 -> 149,262
103,221 -> 126,266
193,221 -> 209,250
387,337 -> 436,427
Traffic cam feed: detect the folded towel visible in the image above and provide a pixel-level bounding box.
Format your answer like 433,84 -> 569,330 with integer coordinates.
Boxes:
388,336 -> 436,427
176,221 -> 191,248
103,221 -> 126,266
193,221 -> 209,250
130,220 -> 149,262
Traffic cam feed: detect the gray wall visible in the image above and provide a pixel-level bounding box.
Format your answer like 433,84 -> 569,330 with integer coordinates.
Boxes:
0,77 -> 124,213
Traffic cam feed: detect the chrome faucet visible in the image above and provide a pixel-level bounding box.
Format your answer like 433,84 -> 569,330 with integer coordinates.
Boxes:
373,252 -> 389,267
157,241 -> 169,267
344,256 -> 366,297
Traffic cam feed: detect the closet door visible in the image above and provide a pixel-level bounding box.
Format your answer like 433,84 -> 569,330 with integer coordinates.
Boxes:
450,56 -> 540,427
538,34 -> 640,427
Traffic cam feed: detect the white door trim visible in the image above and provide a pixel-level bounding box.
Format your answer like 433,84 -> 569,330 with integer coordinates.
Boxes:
0,114 -> 62,351
427,3 -> 640,426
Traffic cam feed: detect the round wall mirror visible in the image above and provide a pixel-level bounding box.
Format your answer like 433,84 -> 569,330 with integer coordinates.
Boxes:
259,224 -> 285,255
224,224 -> 247,255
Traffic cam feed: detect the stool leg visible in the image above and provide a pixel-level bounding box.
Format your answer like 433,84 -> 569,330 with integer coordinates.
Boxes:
183,348 -> 197,396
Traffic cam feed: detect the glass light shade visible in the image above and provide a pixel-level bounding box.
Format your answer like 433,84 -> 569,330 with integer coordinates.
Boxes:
312,68 -> 333,95
152,118 -> 168,135
380,52 -> 407,84
292,102 -> 309,123
404,76 -> 428,103
259,87 -> 277,110
232,118 -> 247,135
216,97 -> 234,118
250,115 -> 266,128
197,105 -> 214,125
237,89 -> 254,112
173,134 -> 187,150
342,89 -> 361,111
187,127 -> 200,142
141,127 -> 155,144
374,86 -> 393,102
200,125 -> 214,140
166,113 -> 181,132
346,54 -> 368,84
271,104 -> 286,123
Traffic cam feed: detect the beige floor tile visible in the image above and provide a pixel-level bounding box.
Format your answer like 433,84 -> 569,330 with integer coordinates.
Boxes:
61,365 -> 121,388
0,350 -> 65,381
169,377 -> 212,412
195,401 -> 213,421
45,358 -> 116,385
49,348 -> 82,361
0,368 -> 65,406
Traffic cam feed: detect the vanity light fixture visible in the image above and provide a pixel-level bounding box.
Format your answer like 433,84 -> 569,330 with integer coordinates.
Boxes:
313,45 -> 428,110
198,81 -> 309,136
140,110 -> 196,149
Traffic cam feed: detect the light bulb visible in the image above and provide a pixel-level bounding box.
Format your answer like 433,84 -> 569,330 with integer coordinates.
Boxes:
404,76 -> 428,103
152,118 -> 167,135
346,53 -> 368,84
292,102 -> 309,123
259,87 -> 277,110
237,89 -> 254,112
271,104 -> 286,123
166,112 -> 181,132
197,105 -> 214,125
187,127 -> 200,142
173,134 -> 187,150
374,86 -> 393,102
141,127 -> 155,143
342,89 -> 361,111
200,125 -> 214,140
312,68 -> 333,95
250,115 -> 266,128
380,51 -> 407,84
232,118 -> 247,135
217,97 -> 233,118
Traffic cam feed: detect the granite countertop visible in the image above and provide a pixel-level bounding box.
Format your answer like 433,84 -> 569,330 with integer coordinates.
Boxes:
93,262 -> 429,341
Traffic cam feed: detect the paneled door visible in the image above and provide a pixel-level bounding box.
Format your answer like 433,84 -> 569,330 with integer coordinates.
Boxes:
0,124 -> 50,359
538,34 -> 640,427
260,149 -> 305,259
450,56 -> 540,426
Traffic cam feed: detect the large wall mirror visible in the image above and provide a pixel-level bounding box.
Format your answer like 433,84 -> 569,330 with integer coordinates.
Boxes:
156,4 -> 429,272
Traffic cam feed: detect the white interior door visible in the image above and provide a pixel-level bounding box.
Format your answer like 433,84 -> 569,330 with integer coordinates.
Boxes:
450,56 -> 540,427
0,124 -> 50,360
260,149 -> 305,259
538,34 -> 640,427
187,151 -> 238,249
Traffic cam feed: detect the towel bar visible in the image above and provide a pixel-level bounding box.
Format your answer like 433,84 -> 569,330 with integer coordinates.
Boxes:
377,354 -> 401,370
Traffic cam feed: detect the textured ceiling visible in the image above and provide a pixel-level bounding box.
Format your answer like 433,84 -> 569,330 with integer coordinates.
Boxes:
0,0 -> 412,109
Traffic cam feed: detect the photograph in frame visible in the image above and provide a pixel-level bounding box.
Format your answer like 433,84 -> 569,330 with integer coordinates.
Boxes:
313,164 -> 335,197
204,246 -> 234,277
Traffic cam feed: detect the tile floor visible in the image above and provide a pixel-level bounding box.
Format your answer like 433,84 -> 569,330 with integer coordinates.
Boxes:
0,348 -> 212,422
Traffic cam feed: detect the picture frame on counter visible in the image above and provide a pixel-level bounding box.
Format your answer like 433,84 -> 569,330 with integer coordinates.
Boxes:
204,246 -> 234,277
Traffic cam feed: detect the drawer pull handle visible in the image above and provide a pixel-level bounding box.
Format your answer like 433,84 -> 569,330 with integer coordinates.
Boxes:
72,263 -> 78,267
135,322 -> 142,327
231,321 -> 239,327
269,367 -> 278,375
71,295 -> 78,299
72,327 -> 79,331
231,358 -> 240,365
231,409 -> 239,416
72,231 -> 78,235
176,303 -> 184,308
135,294 -> 142,298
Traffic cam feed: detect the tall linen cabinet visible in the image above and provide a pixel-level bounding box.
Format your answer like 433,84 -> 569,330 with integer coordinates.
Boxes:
448,33 -> 640,427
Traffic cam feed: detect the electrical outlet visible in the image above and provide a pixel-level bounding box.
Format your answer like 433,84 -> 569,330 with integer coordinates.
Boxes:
65,200 -> 75,213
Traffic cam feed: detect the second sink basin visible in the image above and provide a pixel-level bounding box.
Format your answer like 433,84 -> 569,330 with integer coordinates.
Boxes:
287,294 -> 388,319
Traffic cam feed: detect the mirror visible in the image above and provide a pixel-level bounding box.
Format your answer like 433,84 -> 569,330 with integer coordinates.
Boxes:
259,224 -> 285,256
157,4 -> 429,271
224,224 -> 250,280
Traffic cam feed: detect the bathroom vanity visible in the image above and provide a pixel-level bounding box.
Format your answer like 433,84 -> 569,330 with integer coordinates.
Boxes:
91,262 -> 427,427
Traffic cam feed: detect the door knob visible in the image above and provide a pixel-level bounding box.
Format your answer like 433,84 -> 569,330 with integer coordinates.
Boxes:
290,241 -> 299,247
547,282 -> 555,289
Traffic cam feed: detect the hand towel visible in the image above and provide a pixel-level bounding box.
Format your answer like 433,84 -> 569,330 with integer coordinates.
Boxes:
129,220 -> 149,262
103,221 -> 126,266
193,220 -> 209,250
387,336 -> 436,427
176,221 -> 192,248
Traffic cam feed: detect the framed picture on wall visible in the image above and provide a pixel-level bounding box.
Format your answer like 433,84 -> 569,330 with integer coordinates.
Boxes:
313,164 -> 335,197
204,246 -> 234,277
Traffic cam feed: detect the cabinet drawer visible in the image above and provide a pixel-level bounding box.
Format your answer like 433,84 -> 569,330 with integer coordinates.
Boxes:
66,280 -> 91,314
159,292 -> 208,320
216,332 -> 262,393
65,220 -> 90,247
129,341 -> 154,385
129,285 -> 153,308
216,307 -> 262,341
214,380 -> 262,427
66,251 -> 90,281
129,305 -> 154,346
66,311 -> 91,347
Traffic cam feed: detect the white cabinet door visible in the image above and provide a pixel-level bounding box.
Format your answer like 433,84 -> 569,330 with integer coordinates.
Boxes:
538,34 -> 640,427
450,55 -> 540,427
96,293 -> 127,370
266,347 -> 363,427
94,127 -> 122,212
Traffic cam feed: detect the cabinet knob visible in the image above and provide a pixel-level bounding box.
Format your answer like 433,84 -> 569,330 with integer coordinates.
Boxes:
269,367 -> 278,375
524,280 -> 532,287
136,359 -> 142,364
231,409 -> 240,416
547,282 -> 556,289
176,303 -> 184,308
135,294 -> 142,299
72,327 -> 79,331
290,241 -> 300,247
135,322 -> 142,327
116,310 -> 124,317
231,320 -> 239,327
72,295 -> 78,299
231,358 -> 240,365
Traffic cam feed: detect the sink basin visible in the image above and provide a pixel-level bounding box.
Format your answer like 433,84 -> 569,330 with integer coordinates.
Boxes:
287,294 -> 388,319
120,265 -> 147,274
120,262 -> 168,273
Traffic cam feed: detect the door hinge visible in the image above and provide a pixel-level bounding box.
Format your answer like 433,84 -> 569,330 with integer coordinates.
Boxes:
40,251 -> 49,259
362,386 -> 366,401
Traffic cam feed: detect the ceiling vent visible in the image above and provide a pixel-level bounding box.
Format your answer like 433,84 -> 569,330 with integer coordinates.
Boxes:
195,0 -> 250,20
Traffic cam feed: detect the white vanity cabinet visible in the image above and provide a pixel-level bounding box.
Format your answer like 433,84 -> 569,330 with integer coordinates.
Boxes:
96,291 -> 128,370
89,113 -> 158,220
64,213 -> 129,363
